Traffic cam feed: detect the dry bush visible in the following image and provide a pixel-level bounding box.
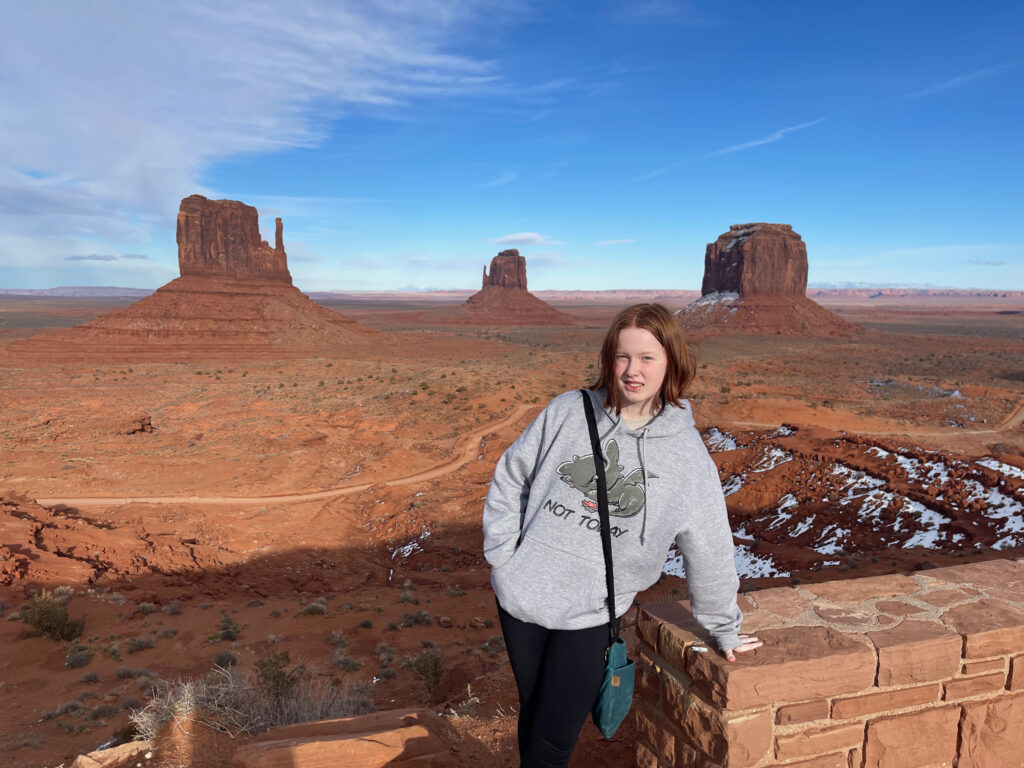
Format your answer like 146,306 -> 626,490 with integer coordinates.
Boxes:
20,590 -> 85,641
401,648 -> 445,695
129,651 -> 373,739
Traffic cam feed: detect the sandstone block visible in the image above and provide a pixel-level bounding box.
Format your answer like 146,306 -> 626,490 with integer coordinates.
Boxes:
958,692 -> 1024,768
636,606 -> 663,651
775,699 -> 829,725
233,724 -> 450,767
803,574 -> 918,603
637,655 -> 662,706
1010,655 -> 1024,691
875,600 -> 926,618
639,600 -> 707,665
831,684 -> 939,720
961,658 -> 1005,676
636,740 -> 664,768
668,682 -> 772,767
747,586 -> 809,617
774,723 -> 863,762
634,709 -> 677,764
863,707 -> 959,768
928,559 -> 1024,590
867,620 -> 961,686
942,599 -> 1024,658
764,754 -> 847,768
70,741 -> 153,768
676,741 -> 723,768
686,626 -> 875,710
918,589 -> 971,607
943,671 -> 1007,700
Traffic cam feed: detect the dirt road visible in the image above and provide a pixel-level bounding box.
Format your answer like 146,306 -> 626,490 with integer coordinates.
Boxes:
37,404 -> 539,508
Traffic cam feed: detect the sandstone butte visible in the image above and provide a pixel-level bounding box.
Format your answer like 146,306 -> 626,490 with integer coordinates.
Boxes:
459,249 -> 577,326
0,195 -> 412,364
679,223 -> 862,337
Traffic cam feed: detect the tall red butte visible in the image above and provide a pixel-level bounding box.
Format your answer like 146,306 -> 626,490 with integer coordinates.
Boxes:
0,195 -> 396,363
461,249 -> 576,326
678,223 -> 862,337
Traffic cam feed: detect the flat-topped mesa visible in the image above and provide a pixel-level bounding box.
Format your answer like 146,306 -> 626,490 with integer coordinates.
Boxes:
702,222 -> 807,298
481,249 -> 528,290
176,194 -> 292,283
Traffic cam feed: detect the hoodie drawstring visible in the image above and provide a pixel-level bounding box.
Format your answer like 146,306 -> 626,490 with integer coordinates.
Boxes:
639,428 -> 649,545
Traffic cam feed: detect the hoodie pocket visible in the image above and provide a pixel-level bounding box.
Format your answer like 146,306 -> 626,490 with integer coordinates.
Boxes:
492,534 -> 605,627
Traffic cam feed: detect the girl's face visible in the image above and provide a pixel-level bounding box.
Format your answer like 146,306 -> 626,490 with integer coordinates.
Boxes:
614,326 -> 668,418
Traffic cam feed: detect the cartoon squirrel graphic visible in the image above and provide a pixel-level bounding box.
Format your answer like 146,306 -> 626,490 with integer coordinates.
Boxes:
556,440 -> 654,518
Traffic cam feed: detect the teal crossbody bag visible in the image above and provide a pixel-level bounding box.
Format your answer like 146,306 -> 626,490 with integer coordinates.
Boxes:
581,390 -> 636,738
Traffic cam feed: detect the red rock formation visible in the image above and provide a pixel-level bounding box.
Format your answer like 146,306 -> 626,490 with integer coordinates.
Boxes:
177,195 -> 291,283
459,250 -> 576,326
702,223 -> 807,297
0,195 -> 402,363
680,223 -> 862,337
481,249 -> 528,289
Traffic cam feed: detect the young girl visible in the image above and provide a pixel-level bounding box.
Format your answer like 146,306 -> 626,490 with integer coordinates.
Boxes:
482,303 -> 761,767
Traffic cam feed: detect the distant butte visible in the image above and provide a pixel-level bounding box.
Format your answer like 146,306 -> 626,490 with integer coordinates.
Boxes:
0,195 -> 394,363
460,249 -> 576,326
678,223 -> 862,337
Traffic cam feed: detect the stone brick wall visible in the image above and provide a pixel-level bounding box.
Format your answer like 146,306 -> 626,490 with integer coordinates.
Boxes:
634,558 -> 1024,768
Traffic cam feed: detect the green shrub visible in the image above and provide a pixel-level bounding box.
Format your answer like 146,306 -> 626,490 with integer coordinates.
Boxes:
401,648 -> 445,694
20,590 -> 84,641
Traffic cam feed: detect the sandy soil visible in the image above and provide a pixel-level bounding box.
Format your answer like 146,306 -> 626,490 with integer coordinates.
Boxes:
0,292 -> 1022,767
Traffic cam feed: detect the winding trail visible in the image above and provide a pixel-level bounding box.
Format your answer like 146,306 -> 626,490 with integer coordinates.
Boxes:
34,398 -> 1024,509
36,404 -> 538,508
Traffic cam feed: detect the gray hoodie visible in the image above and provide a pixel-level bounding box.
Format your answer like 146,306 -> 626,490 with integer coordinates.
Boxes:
482,388 -> 743,651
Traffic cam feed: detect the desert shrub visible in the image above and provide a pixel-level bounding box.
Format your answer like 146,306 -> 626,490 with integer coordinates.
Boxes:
117,666 -> 136,679
87,704 -> 120,721
161,628 -> 178,639
79,672 -> 100,684
41,700 -> 84,720
66,646 -> 93,668
375,643 -> 396,664
330,649 -> 363,672
297,602 -> 328,617
442,585 -> 466,598
138,602 -> 158,616
161,601 -> 182,616
121,697 -> 143,711
401,611 -> 432,628
328,630 -> 348,648
127,636 -> 156,654
130,653 -> 374,739
337,602 -> 353,613
247,599 -> 264,608
376,667 -> 398,681
357,619 -> 373,629
481,635 -> 505,658
78,691 -> 99,702
20,590 -> 84,641
401,648 -> 445,694
398,587 -> 419,605
421,639 -> 435,648
386,622 -> 400,631
213,651 -> 238,668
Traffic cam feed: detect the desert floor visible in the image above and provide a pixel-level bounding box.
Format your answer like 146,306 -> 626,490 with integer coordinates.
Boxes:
1,293 -> 1022,767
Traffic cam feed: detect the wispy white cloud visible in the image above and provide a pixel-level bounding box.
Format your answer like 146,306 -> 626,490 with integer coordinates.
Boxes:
636,118 -> 827,180
901,60 -> 1020,100
66,253 -> 149,262
969,257 -> 1007,266
481,170 -> 520,188
492,232 -> 563,245
594,239 -> 635,246
0,0 -> 521,279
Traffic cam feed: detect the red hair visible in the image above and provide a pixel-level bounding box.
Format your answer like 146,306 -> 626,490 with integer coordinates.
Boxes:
589,303 -> 696,414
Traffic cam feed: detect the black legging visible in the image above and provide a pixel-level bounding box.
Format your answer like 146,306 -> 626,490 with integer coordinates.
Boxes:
497,601 -> 611,768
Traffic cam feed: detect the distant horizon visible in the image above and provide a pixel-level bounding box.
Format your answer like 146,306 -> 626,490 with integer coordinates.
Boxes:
2,3 -> 1021,291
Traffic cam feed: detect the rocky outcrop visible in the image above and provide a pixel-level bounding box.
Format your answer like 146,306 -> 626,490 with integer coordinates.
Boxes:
232,708 -> 456,767
481,249 -> 528,290
177,195 -> 291,283
701,223 -> 807,298
0,195 -> 409,362
680,223 -> 862,337
459,250 -> 576,326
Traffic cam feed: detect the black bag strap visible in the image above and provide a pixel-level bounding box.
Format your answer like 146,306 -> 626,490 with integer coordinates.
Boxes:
581,390 -> 619,646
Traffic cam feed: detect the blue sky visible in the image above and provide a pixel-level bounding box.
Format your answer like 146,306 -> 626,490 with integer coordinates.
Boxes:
2,1 -> 1021,291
